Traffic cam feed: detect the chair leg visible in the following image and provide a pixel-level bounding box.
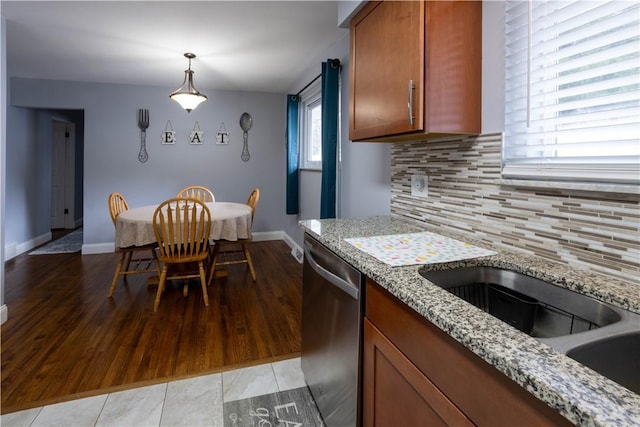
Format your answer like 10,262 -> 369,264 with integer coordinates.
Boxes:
207,244 -> 221,286
151,248 -> 161,276
122,251 -> 133,283
154,266 -> 168,312
198,261 -> 209,307
243,242 -> 256,281
108,251 -> 127,297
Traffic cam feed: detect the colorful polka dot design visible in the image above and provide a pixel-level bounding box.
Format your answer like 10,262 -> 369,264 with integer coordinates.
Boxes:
345,232 -> 497,267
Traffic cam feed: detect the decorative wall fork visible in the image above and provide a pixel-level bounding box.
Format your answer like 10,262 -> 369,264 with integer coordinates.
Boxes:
138,109 -> 149,163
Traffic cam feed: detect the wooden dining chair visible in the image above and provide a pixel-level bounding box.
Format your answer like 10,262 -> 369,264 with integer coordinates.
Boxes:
208,188 -> 260,284
176,185 -> 215,203
107,192 -> 161,298
152,197 -> 212,311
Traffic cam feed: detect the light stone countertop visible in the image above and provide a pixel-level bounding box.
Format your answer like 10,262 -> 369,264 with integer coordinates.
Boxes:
299,216 -> 640,427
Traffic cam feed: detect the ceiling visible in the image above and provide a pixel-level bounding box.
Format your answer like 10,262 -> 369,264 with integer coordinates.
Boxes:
1,1 -> 348,93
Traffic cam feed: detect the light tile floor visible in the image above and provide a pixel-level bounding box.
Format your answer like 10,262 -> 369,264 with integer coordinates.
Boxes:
1,357 -> 307,427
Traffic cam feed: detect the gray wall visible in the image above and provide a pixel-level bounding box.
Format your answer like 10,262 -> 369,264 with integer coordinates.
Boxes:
482,1 -> 505,132
5,107 -> 41,246
283,32 -> 392,247
4,107 -> 83,252
338,1 -> 366,28
1,15 -> 6,321
9,78 -> 287,249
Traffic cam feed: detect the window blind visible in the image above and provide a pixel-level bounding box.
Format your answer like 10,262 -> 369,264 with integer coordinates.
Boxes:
503,0 -> 640,184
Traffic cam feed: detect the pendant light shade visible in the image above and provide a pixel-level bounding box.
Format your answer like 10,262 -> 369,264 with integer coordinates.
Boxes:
170,53 -> 207,113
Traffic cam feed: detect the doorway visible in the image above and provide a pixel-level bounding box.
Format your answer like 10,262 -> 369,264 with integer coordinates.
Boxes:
50,119 -> 76,230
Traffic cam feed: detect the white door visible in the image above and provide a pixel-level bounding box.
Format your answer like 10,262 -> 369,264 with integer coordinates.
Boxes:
63,123 -> 76,229
51,121 -> 67,229
50,121 -> 76,229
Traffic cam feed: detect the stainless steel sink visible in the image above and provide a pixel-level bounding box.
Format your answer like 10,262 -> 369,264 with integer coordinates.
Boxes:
420,266 -> 623,338
419,266 -> 640,393
567,331 -> 640,394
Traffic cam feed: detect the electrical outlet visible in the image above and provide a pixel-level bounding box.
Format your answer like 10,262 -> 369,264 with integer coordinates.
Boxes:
411,175 -> 428,197
291,248 -> 304,263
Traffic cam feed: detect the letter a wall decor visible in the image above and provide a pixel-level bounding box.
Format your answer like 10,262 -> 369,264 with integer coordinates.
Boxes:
189,122 -> 204,144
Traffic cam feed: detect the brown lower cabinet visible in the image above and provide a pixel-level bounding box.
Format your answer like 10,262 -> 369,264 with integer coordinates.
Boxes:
364,320 -> 474,426
364,279 -> 573,427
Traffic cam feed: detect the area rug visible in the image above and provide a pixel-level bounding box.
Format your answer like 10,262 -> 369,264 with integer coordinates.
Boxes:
223,386 -> 324,427
29,228 -> 83,255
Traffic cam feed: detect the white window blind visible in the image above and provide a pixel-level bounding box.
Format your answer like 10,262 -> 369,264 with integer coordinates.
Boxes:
503,0 -> 640,184
304,98 -> 322,168
299,80 -> 322,170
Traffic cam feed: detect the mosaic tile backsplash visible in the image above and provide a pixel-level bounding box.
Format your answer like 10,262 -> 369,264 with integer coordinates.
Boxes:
390,133 -> 640,284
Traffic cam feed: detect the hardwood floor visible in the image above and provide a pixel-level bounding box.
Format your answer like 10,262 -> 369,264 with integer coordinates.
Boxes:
1,239 -> 303,414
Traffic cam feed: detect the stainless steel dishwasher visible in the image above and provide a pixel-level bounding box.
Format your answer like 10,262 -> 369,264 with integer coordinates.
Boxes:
301,234 -> 363,427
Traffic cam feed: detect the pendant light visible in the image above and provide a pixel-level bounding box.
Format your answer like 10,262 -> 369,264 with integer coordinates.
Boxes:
169,53 -> 207,113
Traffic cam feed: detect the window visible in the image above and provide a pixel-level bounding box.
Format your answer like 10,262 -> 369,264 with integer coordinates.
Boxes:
503,1 -> 640,184
300,81 -> 322,169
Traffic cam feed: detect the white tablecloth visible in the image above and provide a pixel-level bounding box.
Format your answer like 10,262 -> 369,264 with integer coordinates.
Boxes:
115,202 -> 252,249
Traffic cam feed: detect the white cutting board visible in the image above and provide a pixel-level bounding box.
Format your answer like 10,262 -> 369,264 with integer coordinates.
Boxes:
345,232 -> 496,267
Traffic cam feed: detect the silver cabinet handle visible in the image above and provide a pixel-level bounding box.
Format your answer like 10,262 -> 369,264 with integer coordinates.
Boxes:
408,79 -> 415,126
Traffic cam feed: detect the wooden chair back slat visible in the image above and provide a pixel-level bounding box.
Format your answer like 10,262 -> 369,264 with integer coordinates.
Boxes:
108,192 -> 129,225
177,186 -> 215,203
246,188 -> 260,222
153,198 -> 211,262
152,197 -> 211,311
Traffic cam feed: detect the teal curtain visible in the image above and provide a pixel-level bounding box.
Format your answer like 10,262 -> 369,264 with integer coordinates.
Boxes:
286,94 -> 300,214
320,59 -> 340,219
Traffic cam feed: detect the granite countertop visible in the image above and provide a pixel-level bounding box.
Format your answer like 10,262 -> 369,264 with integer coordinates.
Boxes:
299,216 -> 640,427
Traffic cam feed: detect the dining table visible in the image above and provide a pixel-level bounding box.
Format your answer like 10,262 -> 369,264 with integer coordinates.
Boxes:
115,201 -> 252,250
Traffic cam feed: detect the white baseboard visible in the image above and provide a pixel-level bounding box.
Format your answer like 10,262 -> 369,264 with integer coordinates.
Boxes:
1,304 -> 7,324
5,242 -> 17,260
253,230 -> 303,262
251,231 -> 284,242
83,232 -> 288,255
6,231 -> 304,262
82,242 -> 114,255
281,232 -> 304,264
4,232 -> 51,260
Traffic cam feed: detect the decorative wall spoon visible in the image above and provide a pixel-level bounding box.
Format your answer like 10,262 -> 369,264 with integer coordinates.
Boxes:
239,112 -> 252,162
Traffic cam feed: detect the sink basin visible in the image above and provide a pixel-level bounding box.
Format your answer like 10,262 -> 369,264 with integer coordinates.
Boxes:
419,266 -> 640,393
420,266 -> 622,338
567,331 -> 640,394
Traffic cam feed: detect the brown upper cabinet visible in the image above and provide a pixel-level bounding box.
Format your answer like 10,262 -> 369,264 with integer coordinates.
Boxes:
349,1 -> 482,142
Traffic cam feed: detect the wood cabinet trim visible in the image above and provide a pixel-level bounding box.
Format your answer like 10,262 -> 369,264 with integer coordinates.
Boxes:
349,0 -> 481,142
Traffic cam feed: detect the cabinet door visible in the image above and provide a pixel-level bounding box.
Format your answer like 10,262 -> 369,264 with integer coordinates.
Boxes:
366,280 -> 573,427
363,319 -> 473,427
349,1 -> 424,141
